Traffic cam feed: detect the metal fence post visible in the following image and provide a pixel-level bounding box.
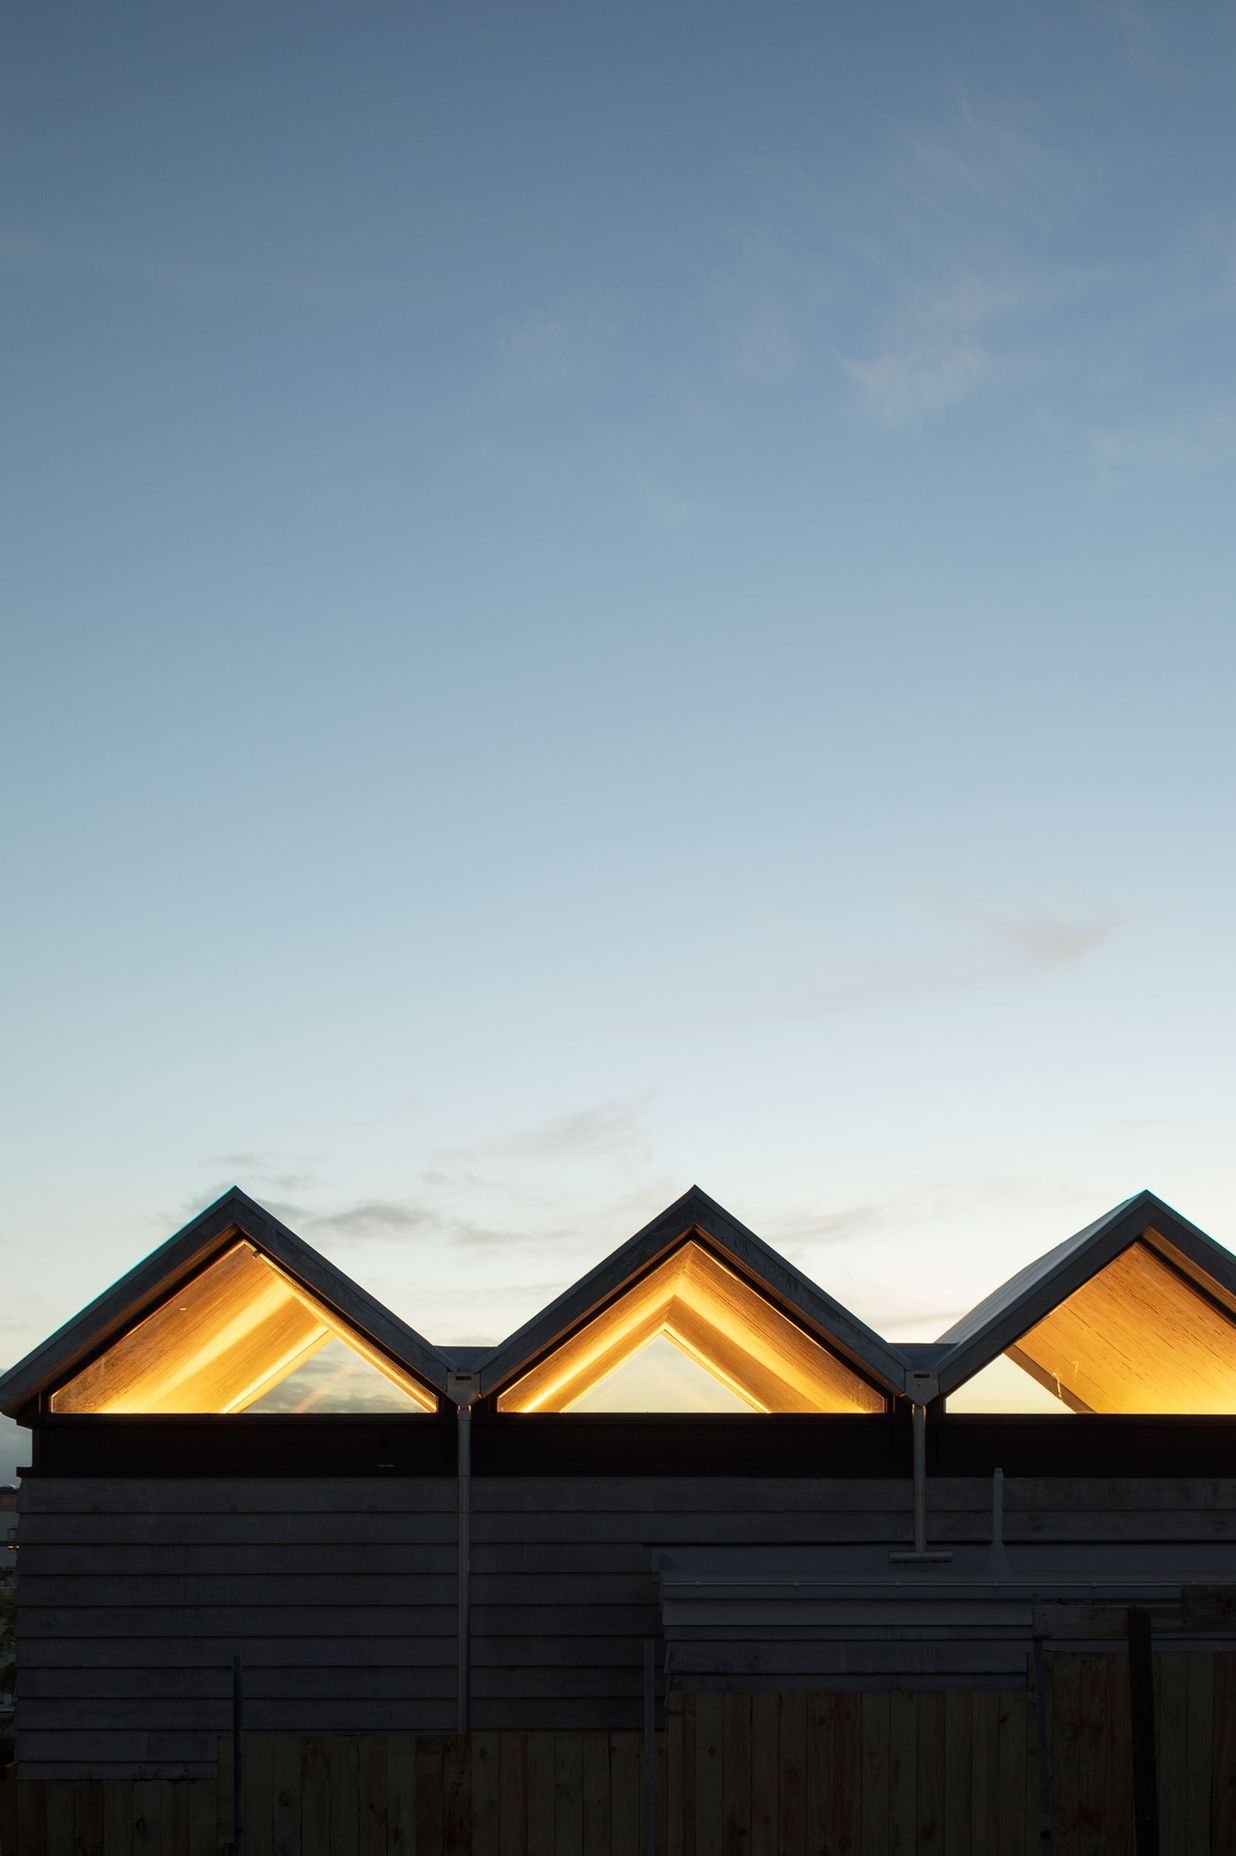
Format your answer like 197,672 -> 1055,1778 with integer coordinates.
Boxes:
643,1638 -> 657,1855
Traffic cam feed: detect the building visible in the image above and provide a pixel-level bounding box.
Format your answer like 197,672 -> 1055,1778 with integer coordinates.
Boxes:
1,1185 -> 1234,1780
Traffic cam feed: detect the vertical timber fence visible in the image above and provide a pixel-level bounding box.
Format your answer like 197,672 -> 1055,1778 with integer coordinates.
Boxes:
2,1652 -> 1235,1854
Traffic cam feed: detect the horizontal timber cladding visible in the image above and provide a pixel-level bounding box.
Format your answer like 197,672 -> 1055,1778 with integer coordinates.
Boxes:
15,1477 -> 459,1776
467,1473 -> 1236,1730
469,1474 -> 910,1731
17,1454 -> 1236,1766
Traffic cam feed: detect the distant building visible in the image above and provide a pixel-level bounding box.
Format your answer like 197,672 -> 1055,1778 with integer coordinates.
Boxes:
1,1185 -> 1235,1779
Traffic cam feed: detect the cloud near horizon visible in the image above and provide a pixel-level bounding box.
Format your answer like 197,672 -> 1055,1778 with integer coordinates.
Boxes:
752,903 -> 1124,1023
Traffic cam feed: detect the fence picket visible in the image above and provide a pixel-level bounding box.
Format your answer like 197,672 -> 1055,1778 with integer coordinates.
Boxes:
0,1663 -> 1230,1856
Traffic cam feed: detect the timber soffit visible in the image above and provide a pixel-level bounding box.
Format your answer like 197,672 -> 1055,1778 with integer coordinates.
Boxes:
929,1188 -> 1236,1401
475,1184 -> 910,1404
0,1187 -> 453,1418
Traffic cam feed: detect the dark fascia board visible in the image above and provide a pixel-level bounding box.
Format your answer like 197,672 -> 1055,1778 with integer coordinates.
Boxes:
476,1184 -> 908,1401
932,1189 -> 1236,1400
0,1187 -> 452,1418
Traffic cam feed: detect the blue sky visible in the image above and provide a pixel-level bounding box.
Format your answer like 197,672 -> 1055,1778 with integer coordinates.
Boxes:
5,3 -> 1236,1472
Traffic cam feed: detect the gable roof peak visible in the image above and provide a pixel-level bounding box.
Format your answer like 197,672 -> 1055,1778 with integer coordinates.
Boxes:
0,1189 -> 452,1418
931,1187 -> 1236,1399
477,1186 -> 907,1402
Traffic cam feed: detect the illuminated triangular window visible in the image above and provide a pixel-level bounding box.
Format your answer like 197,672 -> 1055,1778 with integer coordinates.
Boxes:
248,1338 -> 427,1413
567,1332 -> 755,1413
50,1242 -> 436,1414
1004,1240 -> 1236,1414
945,1353 -> 1071,1414
496,1241 -> 884,1414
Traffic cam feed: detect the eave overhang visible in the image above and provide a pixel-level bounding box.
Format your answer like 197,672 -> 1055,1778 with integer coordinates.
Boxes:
0,1188 -> 451,1419
476,1185 -> 908,1409
932,1190 -> 1236,1409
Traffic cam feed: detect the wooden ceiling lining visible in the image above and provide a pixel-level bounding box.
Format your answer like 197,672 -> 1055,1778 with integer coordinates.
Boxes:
495,1240 -> 886,1414
1009,1240 -> 1236,1415
669,1247 -> 884,1413
49,1243 -> 436,1414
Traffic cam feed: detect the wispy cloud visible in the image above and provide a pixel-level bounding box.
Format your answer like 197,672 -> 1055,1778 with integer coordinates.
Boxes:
943,904 -> 1123,972
205,1155 -> 323,1195
843,341 -> 992,425
764,1205 -> 885,1248
838,255 -> 1107,426
307,1200 -> 430,1237
495,304 -> 617,398
0,1294 -> 47,1338
1088,396 -> 1236,481
738,86 -> 1118,430
262,1196 -> 518,1250
444,1097 -> 654,1164
759,905 -> 1124,1021
517,1098 -> 652,1157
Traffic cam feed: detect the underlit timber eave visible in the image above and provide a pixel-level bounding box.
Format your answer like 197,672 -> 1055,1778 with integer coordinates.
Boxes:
495,1240 -> 886,1414
1000,1239 -> 1236,1415
9,1185 -> 1236,1428
48,1241 -> 437,1415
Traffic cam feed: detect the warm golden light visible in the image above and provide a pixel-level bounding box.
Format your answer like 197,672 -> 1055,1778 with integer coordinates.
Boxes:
496,1241 -> 885,1413
50,1243 -> 436,1414
1008,1239 -> 1236,1414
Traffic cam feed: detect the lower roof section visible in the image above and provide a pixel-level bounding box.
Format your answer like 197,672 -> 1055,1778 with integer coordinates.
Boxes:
20,1411 -> 1236,1479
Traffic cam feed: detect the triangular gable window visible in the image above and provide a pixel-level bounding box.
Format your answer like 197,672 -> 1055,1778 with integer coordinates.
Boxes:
49,1242 -> 436,1414
1004,1239 -> 1236,1414
496,1240 -> 885,1413
567,1332 -> 757,1413
944,1353 -> 1071,1415
249,1337 -> 429,1413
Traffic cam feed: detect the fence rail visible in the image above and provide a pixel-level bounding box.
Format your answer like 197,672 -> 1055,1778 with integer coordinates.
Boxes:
2,1652 -> 1234,1854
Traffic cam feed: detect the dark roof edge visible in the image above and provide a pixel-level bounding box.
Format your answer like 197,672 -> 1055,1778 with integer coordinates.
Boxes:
0,1188 -> 453,1417
477,1184 -> 909,1400
932,1189 -> 1236,1398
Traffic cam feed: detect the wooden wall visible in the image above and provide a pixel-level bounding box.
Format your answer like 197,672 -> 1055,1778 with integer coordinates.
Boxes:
15,1472 -> 1236,1774
670,1655 -> 1236,1855
15,1479 -> 458,1778
0,1727 -> 658,1855
2,1656 -> 1235,1853
470,1474 -> 1236,1727
470,1474 -> 973,1728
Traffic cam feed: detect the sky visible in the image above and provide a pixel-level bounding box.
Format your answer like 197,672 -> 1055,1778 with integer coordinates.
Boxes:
5,2 -> 1236,1478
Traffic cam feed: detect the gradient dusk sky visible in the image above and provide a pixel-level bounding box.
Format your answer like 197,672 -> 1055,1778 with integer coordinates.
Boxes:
5,3 -> 1236,1475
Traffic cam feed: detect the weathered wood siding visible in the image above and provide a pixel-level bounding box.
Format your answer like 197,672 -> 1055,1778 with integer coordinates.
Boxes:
2,1657 -> 1235,1852
15,1479 -> 458,1778
470,1475 -> 1236,1727
14,1471 -> 1236,1772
